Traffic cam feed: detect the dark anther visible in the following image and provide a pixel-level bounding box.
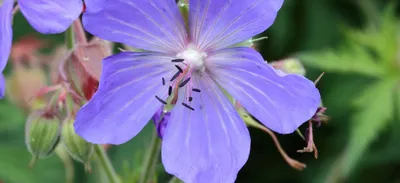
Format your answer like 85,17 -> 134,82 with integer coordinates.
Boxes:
168,86 -> 172,96
155,95 -> 167,105
192,88 -> 201,92
175,65 -> 183,73
162,77 -> 165,85
189,97 -> 193,102
182,102 -> 194,111
170,71 -> 180,82
179,77 -> 191,87
171,59 -> 184,62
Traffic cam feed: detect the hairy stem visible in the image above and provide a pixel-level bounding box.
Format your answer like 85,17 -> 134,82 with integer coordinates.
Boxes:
65,26 -> 75,49
55,146 -> 75,183
12,4 -> 20,15
73,19 -> 88,45
138,130 -> 162,183
94,145 -> 121,183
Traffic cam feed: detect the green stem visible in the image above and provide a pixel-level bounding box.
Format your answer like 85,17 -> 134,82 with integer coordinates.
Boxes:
65,25 -> 75,49
12,4 -> 20,15
73,19 -> 88,45
55,146 -> 75,183
168,176 -> 182,183
138,130 -> 162,183
94,145 -> 121,183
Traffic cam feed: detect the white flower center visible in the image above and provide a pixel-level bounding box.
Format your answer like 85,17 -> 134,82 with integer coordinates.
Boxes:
176,46 -> 207,71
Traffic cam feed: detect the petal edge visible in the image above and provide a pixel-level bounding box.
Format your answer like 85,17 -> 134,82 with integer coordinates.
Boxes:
162,73 -> 250,182
208,47 -> 320,134
74,52 -> 176,144
18,0 -> 82,34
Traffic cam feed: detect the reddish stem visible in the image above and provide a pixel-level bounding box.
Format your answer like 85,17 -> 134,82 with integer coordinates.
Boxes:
73,19 -> 88,45
12,4 -> 20,15
258,125 -> 307,170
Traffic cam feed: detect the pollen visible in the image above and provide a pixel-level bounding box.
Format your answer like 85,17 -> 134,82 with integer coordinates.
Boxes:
176,45 -> 207,71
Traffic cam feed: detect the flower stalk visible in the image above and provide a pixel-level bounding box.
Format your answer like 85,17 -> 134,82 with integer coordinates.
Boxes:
65,22 -> 120,183
65,26 -> 75,49
73,19 -> 88,45
55,146 -> 75,183
138,129 -> 162,183
94,145 -> 121,183
239,108 -> 307,170
12,4 -> 20,15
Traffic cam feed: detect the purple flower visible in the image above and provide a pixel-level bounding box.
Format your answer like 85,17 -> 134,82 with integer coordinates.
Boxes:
74,0 -> 320,182
0,0 -> 14,98
0,0 -> 83,98
84,0 -> 105,13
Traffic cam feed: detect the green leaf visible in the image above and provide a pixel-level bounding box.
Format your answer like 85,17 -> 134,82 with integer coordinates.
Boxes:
329,79 -> 397,180
0,145 -> 64,183
298,44 -> 385,77
298,4 -> 400,78
345,4 -> 399,69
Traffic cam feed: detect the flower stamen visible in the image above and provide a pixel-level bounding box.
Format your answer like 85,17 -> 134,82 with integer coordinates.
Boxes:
168,86 -> 172,96
162,77 -> 165,85
170,71 -> 181,82
176,46 -> 207,72
182,102 -> 194,111
168,66 -> 192,105
175,65 -> 183,73
171,59 -> 184,63
179,77 -> 191,87
155,95 -> 167,105
192,88 -> 201,92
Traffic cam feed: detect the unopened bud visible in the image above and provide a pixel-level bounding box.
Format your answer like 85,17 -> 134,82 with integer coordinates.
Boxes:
25,110 -> 61,163
61,117 -> 94,168
270,58 -> 306,76
152,108 -> 170,139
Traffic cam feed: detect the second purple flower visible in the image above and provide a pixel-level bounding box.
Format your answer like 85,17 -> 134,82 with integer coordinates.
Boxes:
0,0 -> 83,98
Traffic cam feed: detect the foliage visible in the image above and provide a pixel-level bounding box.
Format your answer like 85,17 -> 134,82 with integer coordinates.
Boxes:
297,4 -> 400,182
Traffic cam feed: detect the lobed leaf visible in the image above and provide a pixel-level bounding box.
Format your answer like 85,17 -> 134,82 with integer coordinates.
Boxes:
298,45 -> 385,77
328,79 -> 397,181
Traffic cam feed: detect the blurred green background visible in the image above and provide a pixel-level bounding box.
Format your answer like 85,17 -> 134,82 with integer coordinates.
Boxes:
1,0 -> 399,182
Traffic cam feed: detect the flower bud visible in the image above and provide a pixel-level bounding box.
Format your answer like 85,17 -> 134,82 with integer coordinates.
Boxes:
61,117 -> 94,166
25,110 -> 61,160
74,37 -> 112,81
152,108 -> 170,139
270,58 -> 306,76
